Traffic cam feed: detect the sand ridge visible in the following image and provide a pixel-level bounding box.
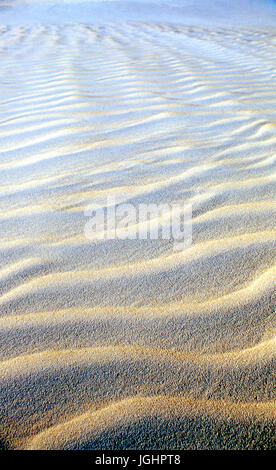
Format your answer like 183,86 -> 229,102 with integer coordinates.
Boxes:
0,0 -> 275,450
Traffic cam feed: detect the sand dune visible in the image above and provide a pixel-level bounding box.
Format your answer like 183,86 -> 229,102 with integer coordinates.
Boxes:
25,396 -> 276,450
0,0 -> 275,450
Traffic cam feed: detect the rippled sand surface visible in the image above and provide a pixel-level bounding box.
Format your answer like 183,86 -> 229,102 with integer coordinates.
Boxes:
0,0 -> 275,450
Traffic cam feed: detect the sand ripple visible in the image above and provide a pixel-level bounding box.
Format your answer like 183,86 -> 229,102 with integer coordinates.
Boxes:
0,13 -> 275,449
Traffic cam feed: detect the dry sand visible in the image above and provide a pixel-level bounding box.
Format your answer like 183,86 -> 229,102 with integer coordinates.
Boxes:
0,0 -> 275,450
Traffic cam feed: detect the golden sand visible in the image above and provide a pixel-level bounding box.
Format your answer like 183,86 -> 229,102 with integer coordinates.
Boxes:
0,2 -> 275,450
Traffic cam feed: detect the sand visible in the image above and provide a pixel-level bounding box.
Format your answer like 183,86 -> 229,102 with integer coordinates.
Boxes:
0,0 -> 275,450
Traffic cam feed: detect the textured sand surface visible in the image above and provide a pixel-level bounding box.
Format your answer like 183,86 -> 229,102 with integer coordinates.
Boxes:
0,0 -> 275,450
